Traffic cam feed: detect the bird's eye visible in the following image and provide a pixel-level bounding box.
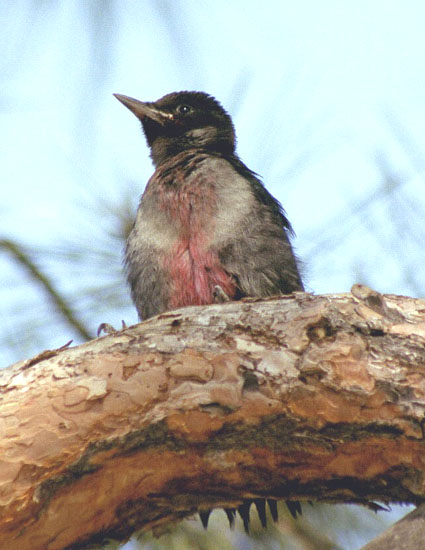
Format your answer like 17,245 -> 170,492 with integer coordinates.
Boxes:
177,104 -> 192,115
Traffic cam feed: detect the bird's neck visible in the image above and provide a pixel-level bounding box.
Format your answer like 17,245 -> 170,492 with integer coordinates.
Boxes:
150,136 -> 235,168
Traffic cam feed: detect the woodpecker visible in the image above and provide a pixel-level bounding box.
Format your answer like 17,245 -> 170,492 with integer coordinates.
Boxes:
114,91 -> 304,530
114,91 -> 303,320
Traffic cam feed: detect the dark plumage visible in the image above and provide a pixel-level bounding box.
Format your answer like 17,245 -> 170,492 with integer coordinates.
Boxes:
114,91 -> 303,320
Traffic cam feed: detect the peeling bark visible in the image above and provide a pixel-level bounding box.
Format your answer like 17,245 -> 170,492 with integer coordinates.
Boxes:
1,286 -> 425,549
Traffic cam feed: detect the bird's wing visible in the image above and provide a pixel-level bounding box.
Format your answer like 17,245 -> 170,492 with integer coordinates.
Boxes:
216,157 -> 304,296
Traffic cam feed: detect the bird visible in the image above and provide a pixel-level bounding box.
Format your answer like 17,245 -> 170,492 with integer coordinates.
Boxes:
114,90 -> 304,320
114,90 -> 304,530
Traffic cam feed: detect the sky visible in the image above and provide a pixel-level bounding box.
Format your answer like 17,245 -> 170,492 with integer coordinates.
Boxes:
0,1 -> 424,546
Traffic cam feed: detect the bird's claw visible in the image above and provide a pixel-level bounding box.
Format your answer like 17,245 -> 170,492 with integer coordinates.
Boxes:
97,320 -> 127,337
213,285 -> 231,303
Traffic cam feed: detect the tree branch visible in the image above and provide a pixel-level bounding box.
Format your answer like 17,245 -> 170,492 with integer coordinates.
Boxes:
0,238 -> 93,341
361,503 -> 425,550
1,286 -> 425,549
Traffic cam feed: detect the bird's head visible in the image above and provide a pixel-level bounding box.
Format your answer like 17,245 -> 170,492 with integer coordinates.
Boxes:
114,91 -> 236,166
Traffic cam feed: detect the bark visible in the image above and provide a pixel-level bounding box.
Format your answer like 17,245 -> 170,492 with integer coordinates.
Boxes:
361,503 -> 425,550
1,285 -> 425,550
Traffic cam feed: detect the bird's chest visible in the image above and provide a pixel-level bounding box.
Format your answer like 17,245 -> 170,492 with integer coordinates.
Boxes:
133,156 -> 254,306
143,154 -> 253,246
155,179 -> 234,306
158,176 -> 216,235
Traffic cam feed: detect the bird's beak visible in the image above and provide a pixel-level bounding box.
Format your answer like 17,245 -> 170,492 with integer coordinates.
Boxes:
114,94 -> 173,125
